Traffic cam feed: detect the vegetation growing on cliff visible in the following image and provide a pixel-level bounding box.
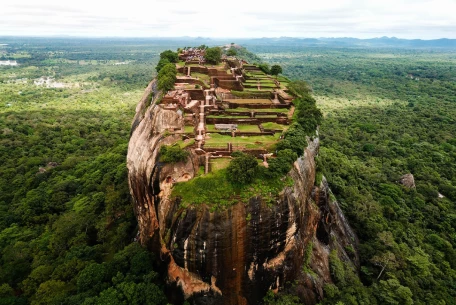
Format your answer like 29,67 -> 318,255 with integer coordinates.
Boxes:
159,144 -> 189,163
226,153 -> 259,185
157,62 -> 177,92
172,167 -> 294,209
156,50 -> 179,73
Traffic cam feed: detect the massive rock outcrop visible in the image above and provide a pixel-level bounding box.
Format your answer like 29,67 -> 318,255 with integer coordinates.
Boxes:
127,81 -> 359,305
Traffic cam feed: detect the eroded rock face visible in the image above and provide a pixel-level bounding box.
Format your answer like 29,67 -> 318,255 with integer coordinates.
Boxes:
127,82 -> 359,305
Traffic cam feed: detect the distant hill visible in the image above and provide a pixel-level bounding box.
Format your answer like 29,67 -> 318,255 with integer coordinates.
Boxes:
164,36 -> 456,48
1,36 -> 455,49
238,36 -> 456,48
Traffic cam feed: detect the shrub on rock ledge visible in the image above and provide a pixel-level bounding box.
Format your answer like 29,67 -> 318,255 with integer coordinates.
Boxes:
226,153 -> 258,185
204,47 -> 222,64
159,145 -> 189,163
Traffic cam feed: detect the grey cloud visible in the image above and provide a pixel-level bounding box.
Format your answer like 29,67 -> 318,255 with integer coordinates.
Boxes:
2,0 -> 456,38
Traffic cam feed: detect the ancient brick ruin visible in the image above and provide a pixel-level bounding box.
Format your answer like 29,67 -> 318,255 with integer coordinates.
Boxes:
158,47 -> 295,172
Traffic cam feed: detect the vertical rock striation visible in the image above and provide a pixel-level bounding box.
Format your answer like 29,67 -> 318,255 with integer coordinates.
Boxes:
127,81 -> 359,305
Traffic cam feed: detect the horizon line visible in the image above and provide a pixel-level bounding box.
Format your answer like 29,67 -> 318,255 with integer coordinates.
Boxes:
0,35 -> 455,41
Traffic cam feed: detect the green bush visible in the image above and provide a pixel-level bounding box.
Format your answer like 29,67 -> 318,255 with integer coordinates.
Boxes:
155,58 -> 170,73
266,149 -> 297,178
157,63 -> 177,92
270,64 -> 282,76
226,153 -> 258,185
227,48 -> 237,56
294,94 -> 323,135
275,123 -> 308,156
258,63 -> 270,74
159,145 -> 189,163
159,50 -> 178,63
204,47 -> 222,64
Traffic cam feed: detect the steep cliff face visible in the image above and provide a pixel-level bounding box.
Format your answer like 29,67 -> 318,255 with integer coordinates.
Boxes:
127,81 -> 359,305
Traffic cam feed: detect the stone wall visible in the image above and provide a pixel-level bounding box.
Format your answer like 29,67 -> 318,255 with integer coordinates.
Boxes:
207,68 -> 230,77
215,79 -> 244,91
178,66 -> 209,74
186,89 -> 205,100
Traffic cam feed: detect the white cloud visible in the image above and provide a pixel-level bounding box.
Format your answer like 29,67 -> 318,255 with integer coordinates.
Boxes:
0,0 -> 455,38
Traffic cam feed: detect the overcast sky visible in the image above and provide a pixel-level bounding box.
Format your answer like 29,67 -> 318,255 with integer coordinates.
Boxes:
1,0 -> 455,39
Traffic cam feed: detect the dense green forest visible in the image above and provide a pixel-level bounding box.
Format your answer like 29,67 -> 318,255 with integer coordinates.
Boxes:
0,38 -> 169,305
1,38 -> 455,304
255,46 -> 456,304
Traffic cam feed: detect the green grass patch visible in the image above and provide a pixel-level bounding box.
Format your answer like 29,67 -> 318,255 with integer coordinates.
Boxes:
191,72 -> 210,84
206,115 -> 249,119
210,158 -> 231,172
230,90 -> 271,98
245,76 -> 270,80
244,80 -> 275,84
225,107 -> 288,113
171,168 -> 294,209
262,122 -> 289,130
277,76 -> 290,82
174,139 -> 195,149
243,83 -> 277,89
184,125 -> 195,133
243,88 -> 273,92
205,124 -> 218,132
171,169 -> 240,207
259,84 -> 278,88
224,108 -> 253,113
226,98 -> 272,104
254,114 -> 278,118
236,125 -> 260,132
204,133 -> 280,150
246,72 -> 269,76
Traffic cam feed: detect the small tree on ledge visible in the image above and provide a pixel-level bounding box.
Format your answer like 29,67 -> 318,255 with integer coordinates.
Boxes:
227,48 -> 237,56
226,153 -> 258,185
159,145 -> 189,163
204,47 -> 222,64
270,65 -> 283,77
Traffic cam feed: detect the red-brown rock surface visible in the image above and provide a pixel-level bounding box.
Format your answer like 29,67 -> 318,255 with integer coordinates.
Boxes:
127,81 -> 359,305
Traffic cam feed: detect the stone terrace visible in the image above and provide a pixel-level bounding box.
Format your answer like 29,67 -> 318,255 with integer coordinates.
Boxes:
158,48 -> 295,174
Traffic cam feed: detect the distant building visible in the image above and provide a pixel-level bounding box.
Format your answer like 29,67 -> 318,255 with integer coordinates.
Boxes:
0,60 -> 18,66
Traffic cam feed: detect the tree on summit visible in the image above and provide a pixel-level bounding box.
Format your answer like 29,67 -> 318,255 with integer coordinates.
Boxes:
226,153 -> 258,185
159,50 -> 178,63
227,48 -> 237,56
270,65 -> 283,77
204,47 -> 222,64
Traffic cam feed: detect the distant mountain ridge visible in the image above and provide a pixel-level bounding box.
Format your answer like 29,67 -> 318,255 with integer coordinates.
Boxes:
151,36 -> 456,48
147,36 -> 456,48
1,36 -> 455,48
238,36 -> 456,48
